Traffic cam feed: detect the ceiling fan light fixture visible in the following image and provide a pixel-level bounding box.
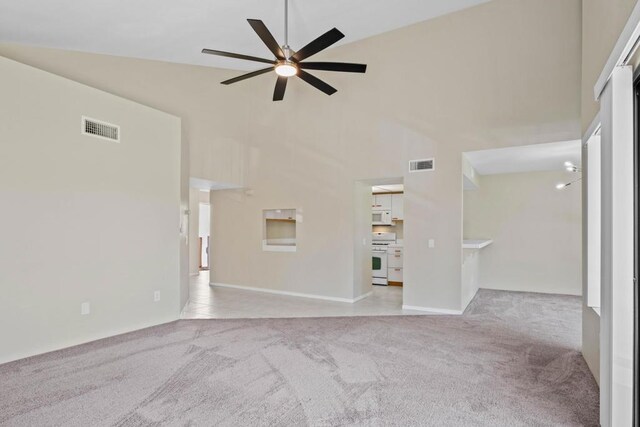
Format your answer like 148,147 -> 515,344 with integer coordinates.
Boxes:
275,61 -> 298,77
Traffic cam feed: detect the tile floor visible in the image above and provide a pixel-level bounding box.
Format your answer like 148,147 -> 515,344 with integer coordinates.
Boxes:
181,271 -> 432,319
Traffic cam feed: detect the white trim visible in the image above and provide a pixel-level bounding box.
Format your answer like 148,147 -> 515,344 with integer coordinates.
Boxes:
401,305 -> 463,315
189,272 -> 199,277
599,66 -> 635,426
353,291 -> 373,302
582,113 -> 601,146
586,134 -> 602,310
262,240 -> 297,252
462,239 -> 493,249
262,245 -> 297,252
461,287 -> 480,313
594,1 -> 640,100
180,300 -> 190,318
210,282 -> 369,304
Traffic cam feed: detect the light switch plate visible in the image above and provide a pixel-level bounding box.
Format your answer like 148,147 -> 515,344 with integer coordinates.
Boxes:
428,239 -> 435,248
154,291 -> 161,302
81,302 -> 90,315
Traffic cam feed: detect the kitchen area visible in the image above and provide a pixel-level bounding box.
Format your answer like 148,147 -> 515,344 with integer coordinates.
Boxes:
371,185 -> 404,286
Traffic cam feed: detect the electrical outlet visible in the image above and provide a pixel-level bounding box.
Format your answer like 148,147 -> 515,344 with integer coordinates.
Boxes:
154,291 -> 161,302
428,239 -> 435,248
80,302 -> 90,315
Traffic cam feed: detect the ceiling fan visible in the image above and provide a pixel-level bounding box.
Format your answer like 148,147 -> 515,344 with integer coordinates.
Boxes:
201,0 -> 367,101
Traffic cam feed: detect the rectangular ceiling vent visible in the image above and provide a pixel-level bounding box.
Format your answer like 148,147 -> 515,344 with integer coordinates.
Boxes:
409,158 -> 434,173
82,116 -> 120,142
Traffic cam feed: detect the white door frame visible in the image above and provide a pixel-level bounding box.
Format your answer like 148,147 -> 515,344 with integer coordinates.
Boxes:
599,65 -> 635,427
592,2 -> 640,424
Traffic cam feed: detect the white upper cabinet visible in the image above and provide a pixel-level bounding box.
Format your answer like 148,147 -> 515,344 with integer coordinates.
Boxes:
391,194 -> 404,221
372,194 -> 392,211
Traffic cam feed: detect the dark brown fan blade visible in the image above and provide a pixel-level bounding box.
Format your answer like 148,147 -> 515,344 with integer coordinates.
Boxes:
273,76 -> 288,101
202,49 -> 276,65
292,28 -> 345,62
297,70 -> 337,96
299,62 -> 367,73
221,67 -> 273,85
247,19 -> 285,60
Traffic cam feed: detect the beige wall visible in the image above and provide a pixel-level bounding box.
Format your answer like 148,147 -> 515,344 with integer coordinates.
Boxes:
464,171 -> 582,296
0,57 -> 182,364
0,0 -> 582,310
212,0 -> 582,307
580,0 -> 637,384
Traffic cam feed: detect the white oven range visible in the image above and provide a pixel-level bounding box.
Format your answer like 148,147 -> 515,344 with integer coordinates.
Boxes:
372,232 -> 396,286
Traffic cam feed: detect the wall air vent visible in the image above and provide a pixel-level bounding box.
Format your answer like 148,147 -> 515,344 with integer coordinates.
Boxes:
82,116 -> 120,142
409,158 -> 434,173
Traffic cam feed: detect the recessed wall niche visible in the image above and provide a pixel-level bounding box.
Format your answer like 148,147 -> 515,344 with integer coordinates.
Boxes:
263,209 -> 297,252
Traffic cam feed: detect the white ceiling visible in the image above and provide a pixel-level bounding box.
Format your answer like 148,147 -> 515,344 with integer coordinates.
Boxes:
464,140 -> 582,175
0,0 -> 489,70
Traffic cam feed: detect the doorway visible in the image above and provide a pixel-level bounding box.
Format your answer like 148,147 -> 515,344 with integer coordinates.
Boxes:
371,183 -> 404,287
188,188 -> 211,277
462,141 -> 583,309
199,201 -> 210,271
353,177 -> 406,311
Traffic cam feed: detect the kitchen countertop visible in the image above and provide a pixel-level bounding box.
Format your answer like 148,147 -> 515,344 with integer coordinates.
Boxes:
462,239 -> 493,249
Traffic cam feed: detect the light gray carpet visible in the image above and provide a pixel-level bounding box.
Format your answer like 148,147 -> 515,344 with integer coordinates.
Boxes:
0,290 -> 598,426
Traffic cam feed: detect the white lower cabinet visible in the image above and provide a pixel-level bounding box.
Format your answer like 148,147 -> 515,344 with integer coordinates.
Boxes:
387,249 -> 403,267
387,247 -> 403,283
388,267 -> 403,283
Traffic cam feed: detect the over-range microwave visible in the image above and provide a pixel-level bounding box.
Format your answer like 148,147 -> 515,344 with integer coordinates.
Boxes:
372,210 -> 392,225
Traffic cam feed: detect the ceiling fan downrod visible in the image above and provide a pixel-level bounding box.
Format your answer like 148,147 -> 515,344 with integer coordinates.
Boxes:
283,0 -> 292,59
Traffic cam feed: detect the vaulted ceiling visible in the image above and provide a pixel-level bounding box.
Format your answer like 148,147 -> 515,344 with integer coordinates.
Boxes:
0,0 -> 490,70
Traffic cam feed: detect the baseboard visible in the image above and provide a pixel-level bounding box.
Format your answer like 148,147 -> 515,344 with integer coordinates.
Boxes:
189,272 -> 199,277
210,282 -> 370,304
0,316 -> 179,366
353,291 -> 373,302
478,286 -> 581,297
180,300 -> 190,317
402,305 -> 463,315
461,287 -> 480,313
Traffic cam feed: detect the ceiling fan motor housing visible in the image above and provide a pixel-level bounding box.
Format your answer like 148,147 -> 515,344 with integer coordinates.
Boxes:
282,46 -> 294,59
